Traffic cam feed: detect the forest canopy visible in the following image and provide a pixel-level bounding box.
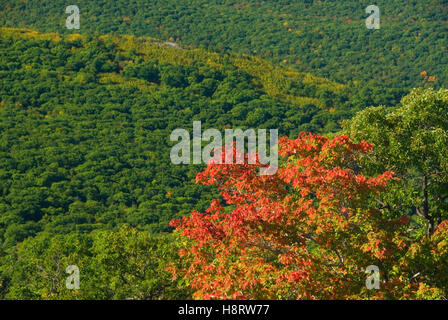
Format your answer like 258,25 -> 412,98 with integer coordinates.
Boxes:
1,0 -> 447,91
0,0 -> 447,299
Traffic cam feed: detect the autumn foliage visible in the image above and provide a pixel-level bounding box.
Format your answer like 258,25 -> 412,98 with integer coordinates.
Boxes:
168,133 -> 448,299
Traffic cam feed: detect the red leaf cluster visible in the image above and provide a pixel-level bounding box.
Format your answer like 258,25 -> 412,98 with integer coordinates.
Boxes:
169,133 -> 414,299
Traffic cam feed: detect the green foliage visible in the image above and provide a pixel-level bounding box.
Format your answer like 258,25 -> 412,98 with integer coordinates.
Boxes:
0,28 -> 363,247
0,225 -> 191,299
1,0 -> 447,91
0,7 -> 446,297
344,88 -> 448,235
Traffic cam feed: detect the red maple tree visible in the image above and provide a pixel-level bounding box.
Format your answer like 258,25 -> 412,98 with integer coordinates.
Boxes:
169,133 -> 435,299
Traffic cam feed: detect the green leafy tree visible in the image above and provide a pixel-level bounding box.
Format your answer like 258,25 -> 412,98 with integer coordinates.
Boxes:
344,88 -> 448,235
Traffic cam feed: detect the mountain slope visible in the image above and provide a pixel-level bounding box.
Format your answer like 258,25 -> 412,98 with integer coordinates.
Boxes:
1,0 -> 447,89
0,28 -> 358,245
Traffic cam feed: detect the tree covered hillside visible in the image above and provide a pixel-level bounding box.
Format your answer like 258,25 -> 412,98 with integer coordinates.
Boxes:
0,27 -> 359,246
1,0 -> 447,90
0,27 -> 447,300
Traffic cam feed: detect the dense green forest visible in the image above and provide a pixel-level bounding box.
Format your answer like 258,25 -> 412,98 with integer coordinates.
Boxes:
1,0 -> 447,91
0,1 -> 447,300
0,27 -> 374,298
0,27 -> 361,239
